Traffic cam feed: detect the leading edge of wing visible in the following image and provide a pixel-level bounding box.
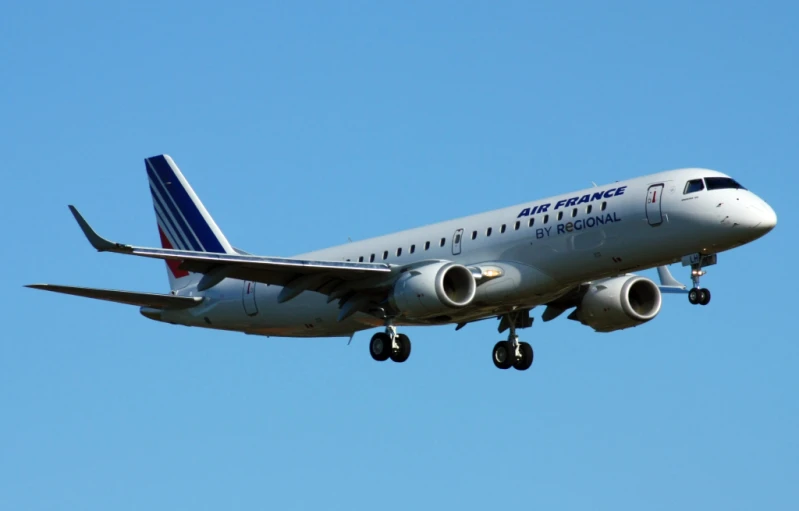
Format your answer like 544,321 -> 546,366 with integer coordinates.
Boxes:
68,205 -> 392,275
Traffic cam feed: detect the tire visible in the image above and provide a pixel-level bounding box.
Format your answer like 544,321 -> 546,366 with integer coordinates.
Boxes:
370,332 -> 391,362
492,341 -> 514,370
688,288 -> 700,305
699,288 -> 711,306
513,342 -> 534,371
390,334 -> 412,363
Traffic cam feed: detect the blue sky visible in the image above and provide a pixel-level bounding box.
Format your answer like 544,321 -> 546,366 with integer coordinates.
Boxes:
2,1 -> 797,509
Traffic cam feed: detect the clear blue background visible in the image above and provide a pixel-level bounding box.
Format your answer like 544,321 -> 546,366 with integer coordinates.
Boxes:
2,1 -> 796,509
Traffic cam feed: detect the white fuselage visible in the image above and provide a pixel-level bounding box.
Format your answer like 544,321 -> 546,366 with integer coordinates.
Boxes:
155,168 -> 776,337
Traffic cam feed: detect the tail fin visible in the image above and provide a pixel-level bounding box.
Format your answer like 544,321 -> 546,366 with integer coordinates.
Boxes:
145,154 -> 234,290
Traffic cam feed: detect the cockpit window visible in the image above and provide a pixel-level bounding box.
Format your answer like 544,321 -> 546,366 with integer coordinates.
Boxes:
705,177 -> 746,191
684,179 -> 704,194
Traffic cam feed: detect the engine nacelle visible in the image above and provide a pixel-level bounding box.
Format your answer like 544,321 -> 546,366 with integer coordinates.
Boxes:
572,275 -> 662,332
390,261 -> 476,319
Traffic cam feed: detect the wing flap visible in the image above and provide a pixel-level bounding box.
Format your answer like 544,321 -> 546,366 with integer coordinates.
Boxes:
25,284 -> 202,309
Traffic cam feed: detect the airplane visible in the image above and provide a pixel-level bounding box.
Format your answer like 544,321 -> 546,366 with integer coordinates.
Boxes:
27,155 -> 777,371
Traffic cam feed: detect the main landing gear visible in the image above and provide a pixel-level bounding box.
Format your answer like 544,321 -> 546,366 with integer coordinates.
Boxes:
369,325 -> 411,363
684,253 -> 716,306
492,312 -> 534,371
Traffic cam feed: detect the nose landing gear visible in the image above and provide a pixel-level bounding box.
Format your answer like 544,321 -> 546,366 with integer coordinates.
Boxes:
688,287 -> 711,306
683,253 -> 716,306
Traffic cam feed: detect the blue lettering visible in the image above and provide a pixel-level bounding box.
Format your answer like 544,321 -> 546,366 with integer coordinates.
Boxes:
603,188 -> 616,199
536,228 -> 545,239
566,197 -> 578,207
614,186 -> 627,196
517,207 -> 530,218
605,214 -> 614,223
591,192 -> 604,201
596,215 -> 605,225
538,203 -> 550,213
544,226 -> 552,237
530,205 -> 539,215
577,194 -> 590,205
557,224 -> 565,234
574,220 -> 583,230
613,212 -> 622,222
586,217 -> 595,228
554,199 -> 568,210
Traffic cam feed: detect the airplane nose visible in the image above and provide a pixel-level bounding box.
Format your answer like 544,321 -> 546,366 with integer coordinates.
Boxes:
749,201 -> 777,233
761,203 -> 777,230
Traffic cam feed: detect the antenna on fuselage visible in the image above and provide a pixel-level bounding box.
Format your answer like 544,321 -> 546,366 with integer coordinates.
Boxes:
591,181 -> 598,187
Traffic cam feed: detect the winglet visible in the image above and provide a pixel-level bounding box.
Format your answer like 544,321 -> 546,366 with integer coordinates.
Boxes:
68,205 -> 130,252
657,265 -> 688,294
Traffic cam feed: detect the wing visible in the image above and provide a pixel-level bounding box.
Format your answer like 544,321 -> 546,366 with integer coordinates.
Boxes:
26,284 -> 202,309
68,205 -> 401,319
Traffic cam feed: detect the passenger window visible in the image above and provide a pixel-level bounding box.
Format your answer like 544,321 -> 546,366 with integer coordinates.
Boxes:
572,208 -> 577,218
601,202 -> 607,211
544,214 -> 549,224
514,221 -> 520,230
528,218 -> 534,227
486,227 -> 492,237
557,211 -> 563,221
410,244 -> 415,254
396,247 -> 402,257
472,230 -> 477,240
358,256 -> 364,262
684,179 -> 705,194
383,250 -> 388,260
454,234 -> 461,244
500,224 -> 506,233
370,254 -> 375,262
425,241 -> 430,250
440,238 -> 445,247
586,205 -> 592,214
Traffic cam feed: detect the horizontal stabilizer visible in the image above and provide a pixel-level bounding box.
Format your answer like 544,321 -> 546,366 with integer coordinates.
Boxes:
25,284 -> 202,309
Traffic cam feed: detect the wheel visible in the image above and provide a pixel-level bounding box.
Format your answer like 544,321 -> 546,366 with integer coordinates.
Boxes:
492,341 -> 514,370
369,332 -> 391,362
688,288 -> 700,305
513,342 -> 534,371
699,288 -> 711,306
390,333 -> 411,363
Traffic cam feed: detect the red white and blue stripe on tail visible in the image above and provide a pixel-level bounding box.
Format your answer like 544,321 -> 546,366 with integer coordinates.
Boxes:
145,155 -> 234,286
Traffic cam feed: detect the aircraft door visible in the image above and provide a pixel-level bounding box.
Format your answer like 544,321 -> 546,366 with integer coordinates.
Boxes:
646,184 -> 664,226
452,228 -> 463,255
242,281 -> 258,316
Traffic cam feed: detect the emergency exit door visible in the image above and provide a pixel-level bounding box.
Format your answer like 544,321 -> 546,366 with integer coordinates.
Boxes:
646,184 -> 664,226
452,228 -> 463,255
242,281 -> 258,316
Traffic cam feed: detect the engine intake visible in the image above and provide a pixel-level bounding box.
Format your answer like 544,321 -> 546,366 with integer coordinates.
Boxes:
572,275 -> 662,332
390,261 -> 476,318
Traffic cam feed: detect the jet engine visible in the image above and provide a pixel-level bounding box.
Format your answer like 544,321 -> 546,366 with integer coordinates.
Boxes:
571,275 -> 662,332
390,261 -> 476,318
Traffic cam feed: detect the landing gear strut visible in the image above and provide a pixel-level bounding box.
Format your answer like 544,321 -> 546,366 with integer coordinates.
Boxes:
683,253 -> 716,306
492,312 -> 534,371
369,323 -> 411,363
